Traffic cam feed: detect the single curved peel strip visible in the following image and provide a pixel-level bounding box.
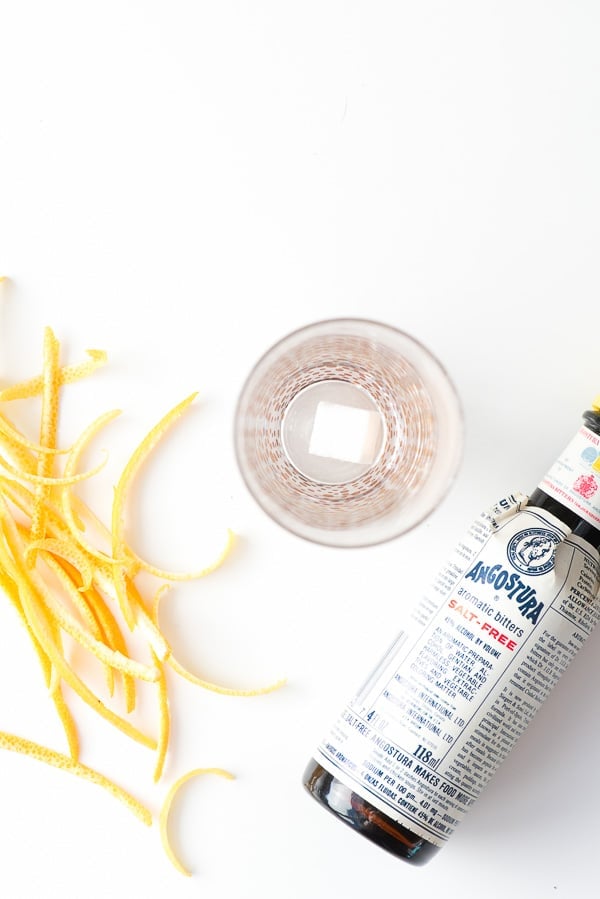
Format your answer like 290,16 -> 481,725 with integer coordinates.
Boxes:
0,412 -> 71,456
30,327 -> 60,547
61,409 -> 123,564
159,767 -> 235,876
0,730 -> 152,824
128,527 -> 236,582
153,585 -> 286,697
0,349 -> 108,402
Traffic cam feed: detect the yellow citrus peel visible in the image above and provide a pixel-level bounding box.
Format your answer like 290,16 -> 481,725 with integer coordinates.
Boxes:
0,412 -> 71,456
159,767 -> 235,876
0,730 -> 152,825
152,581 -> 287,697
110,392 -> 198,627
0,324 -> 284,873
0,349 -> 108,402
153,653 -> 170,784
61,408 -> 123,564
30,327 -> 60,548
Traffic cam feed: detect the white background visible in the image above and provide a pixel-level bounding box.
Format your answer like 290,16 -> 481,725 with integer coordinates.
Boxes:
0,2 -> 599,897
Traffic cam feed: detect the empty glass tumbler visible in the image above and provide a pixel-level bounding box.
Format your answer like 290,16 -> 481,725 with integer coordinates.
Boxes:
234,318 -> 463,548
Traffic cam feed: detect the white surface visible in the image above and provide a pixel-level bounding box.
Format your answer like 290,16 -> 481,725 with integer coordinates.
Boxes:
0,2 -> 599,897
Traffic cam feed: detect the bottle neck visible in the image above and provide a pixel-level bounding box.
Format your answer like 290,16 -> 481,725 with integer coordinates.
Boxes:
583,408 -> 600,437
528,405 -> 600,551
527,487 -> 600,550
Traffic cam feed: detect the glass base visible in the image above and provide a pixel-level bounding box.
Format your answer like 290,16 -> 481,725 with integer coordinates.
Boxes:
303,760 -> 440,866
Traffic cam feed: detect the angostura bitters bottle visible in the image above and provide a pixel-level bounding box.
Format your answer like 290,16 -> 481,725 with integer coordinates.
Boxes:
303,398 -> 600,864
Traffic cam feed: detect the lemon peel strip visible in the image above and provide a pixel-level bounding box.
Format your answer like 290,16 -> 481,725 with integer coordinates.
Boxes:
166,654 -> 287,697
0,349 -> 108,402
36,579 -> 160,684
0,413 -> 70,456
126,527 -> 236,582
0,449 -> 108,486
90,580 -> 136,709
0,429 -> 38,476
23,539 -> 98,634
153,654 -> 170,784
51,686 -> 80,760
61,409 -> 124,565
0,535 -> 79,757
20,586 -> 156,748
125,580 -> 170,661
152,586 -> 286,697
3,518 -> 160,685
111,392 -> 198,629
1,478 -> 81,543
0,731 -> 152,824
31,327 -> 60,546
39,553 -> 157,684
159,767 -> 235,876
25,537 -> 94,592
0,512 -> 156,748
2,480 -> 128,697
67,564 -> 137,707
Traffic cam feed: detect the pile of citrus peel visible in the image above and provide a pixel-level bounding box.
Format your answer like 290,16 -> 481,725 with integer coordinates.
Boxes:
0,311 -> 283,875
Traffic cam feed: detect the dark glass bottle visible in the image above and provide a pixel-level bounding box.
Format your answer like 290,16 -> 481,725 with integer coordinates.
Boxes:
303,402 -> 600,864
302,758 -> 439,864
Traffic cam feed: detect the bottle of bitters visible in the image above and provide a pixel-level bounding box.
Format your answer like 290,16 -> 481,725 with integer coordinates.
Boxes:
303,397 -> 600,864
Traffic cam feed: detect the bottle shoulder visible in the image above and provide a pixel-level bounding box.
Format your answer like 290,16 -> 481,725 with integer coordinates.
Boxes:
527,488 -> 600,551
582,409 -> 600,437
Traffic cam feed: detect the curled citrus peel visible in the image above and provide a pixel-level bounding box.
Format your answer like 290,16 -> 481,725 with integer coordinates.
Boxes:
0,448 -> 108,486
167,654 -> 286,697
0,412 -> 71,456
153,653 -> 170,784
159,767 -> 235,876
61,409 -> 124,565
126,526 -> 236,582
31,327 -> 60,548
0,348 -> 108,402
0,325 -> 284,873
110,392 -> 198,627
24,537 -> 94,591
0,731 -> 151,825
152,580 -> 287,698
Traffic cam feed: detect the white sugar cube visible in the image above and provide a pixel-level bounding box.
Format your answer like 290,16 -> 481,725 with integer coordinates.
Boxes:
308,401 -> 382,465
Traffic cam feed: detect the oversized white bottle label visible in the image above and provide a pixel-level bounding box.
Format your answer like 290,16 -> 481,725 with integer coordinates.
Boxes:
314,501 -> 600,847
